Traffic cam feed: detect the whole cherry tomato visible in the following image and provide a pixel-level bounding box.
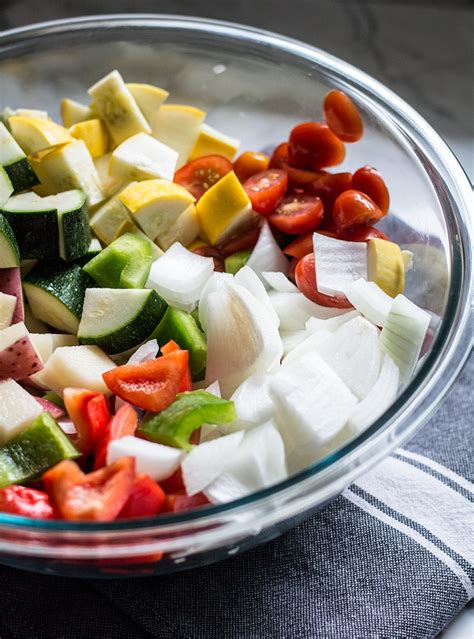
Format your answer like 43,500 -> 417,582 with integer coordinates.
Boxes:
295,252 -> 352,308
269,142 -> 320,187
243,169 -> 288,215
174,155 -> 232,200
288,123 -> 345,170
269,194 -> 323,234
234,151 -> 269,182
323,90 -> 364,142
352,166 -> 390,214
333,189 -> 385,232
338,225 -> 389,242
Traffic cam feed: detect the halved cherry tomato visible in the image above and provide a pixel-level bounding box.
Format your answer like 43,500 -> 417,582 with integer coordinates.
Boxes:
243,169 -> 288,215
295,252 -> 352,308
338,225 -> 389,242
352,166 -> 390,214
94,403 -> 138,470
219,223 -> 261,257
118,474 -> 165,519
63,388 -> 111,453
288,123 -> 345,169
234,151 -> 269,183
159,468 -> 185,493
174,155 -> 232,200
43,457 -> 135,521
160,340 -> 192,392
269,142 -> 320,187
269,194 -> 323,235
333,189 -> 385,232
323,90 -> 364,143
283,232 -> 314,258
102,350 -> 189,413
0,485 -> 54,519
163,491 -> 210,513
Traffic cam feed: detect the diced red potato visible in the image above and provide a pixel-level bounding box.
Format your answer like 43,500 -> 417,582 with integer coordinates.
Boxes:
0,268 -> 24,324
0,322 -> 44,381
34,397 -> 65,420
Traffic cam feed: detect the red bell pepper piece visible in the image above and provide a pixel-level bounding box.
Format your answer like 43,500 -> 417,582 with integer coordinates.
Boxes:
94,403 -> 138,470
63,388 -> 111,453
159,467 -> 185,493
163,491 -> 210,513
118,474 -> 166,519
43,457 -> 135,521
0,485 -> 54,519
102,350 -> 189,413
160,340 -> 192,392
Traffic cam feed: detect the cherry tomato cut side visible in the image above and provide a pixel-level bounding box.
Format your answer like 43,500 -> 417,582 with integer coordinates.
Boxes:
269,194 -> 324,235
174,155 -> 233,200
323,90 -> 364,143
243,169 -> 288,215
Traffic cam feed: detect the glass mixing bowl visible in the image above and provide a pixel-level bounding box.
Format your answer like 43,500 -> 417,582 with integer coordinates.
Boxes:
0,15 -> 471,578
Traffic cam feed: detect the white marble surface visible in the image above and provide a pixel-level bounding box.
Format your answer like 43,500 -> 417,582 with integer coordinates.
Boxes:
0,1 -> 472,636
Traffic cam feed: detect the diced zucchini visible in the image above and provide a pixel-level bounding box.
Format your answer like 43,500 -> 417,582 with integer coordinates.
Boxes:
0,411 -> 79,488
29,332 -> 79,389
88,70 -> 151,145
126,83 -> 169,126
225,250 -> 251,275
0,293 -> 17,330
23,260 -> 96,333
151,104 -> 206,168
8,116 -> 72,155
0,213 -> 20,267
151,306 -> 207,377
78,287 -> 168,354
69,118 -> 108,158
0,378 -> 43,445
23,304 -> 49,333
0,122 -> 39,192
48,190 -> 91,261
109,133 -> 178,182
74,238 -> 102,267
83,233 -> 153,289
0,167 -> 13,208
30,140 -> 105,207
60,98 -> 94,127
89,191 -> 137,245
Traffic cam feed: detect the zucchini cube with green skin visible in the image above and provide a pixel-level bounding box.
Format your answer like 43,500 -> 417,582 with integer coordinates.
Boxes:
0,167 -> 13,209
0,411 -> 79,488
23,260 -> 96,334
138,390 -> 237,451
83,233 -> 153,289
0,122 -> 39,193
225,250 -> 251,275
150,306 -> 207,378
0,213 -> 20,267
74,238 -> 102,267
78,288 -> 168,355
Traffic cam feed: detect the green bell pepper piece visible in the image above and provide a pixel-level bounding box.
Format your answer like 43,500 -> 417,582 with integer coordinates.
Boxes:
42,391 -> 65,410
138,390 -> 237,450
83,232 -> 153,288
0,412 -> 79,488
224,250 -> 251,275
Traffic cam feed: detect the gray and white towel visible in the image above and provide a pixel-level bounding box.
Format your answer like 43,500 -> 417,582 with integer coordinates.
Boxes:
0,354 -> 472,639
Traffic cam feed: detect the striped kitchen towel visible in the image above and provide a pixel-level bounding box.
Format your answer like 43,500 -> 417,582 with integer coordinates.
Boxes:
0,354 -> 472,639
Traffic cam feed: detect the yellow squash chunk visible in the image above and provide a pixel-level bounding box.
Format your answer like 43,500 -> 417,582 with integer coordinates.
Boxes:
29,140 -> 105,207
60,99 -> 93,127
94,153 -> 124,197
118,179 -> 197,246
157,204 -> 200,250
188,238 -> 209,251
88,70 -> 151,146
367,238 -> 405,297
8,116 -> 72,155
189,123 -> 240,161
69,119 -> 108,158
126,83 -> 169,126
196,170 -> 253,245
151,104 -> 206,168
3,107 -> 49,121
90,192 -> 138,245
109,132 -> 178,182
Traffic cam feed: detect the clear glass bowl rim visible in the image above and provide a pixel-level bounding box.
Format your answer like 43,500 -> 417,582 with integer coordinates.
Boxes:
0,14 -> 471,546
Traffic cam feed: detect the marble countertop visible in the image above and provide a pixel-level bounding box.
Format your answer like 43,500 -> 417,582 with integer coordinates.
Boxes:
0,2 -> 472,637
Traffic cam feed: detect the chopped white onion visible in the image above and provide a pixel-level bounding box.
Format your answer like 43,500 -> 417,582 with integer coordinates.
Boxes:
58,420 -> 77,436
306,310 -> 359,335
269,291 -> 349,332
234,266 -> 279,327
313,232 -> 367,296
343,278 -> 392,327
262,271 -> 299,293
282,329 -> 331,366
281,330 -> 308,356
379,294 -> 430,383
107,436 -> 183,481
146,242 -> 214,311
205,380 -> 221,398
269,354 -> 357,473
316,316 -> 381,400
204,421 -> 287,504
182,431 -> 245,496
347,353 -> 400,434
198,271 -> 233,333
127,339 -> 159,364
246,222 -> 289,285
205,282 -> 283,397
227,372 -> 274,430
